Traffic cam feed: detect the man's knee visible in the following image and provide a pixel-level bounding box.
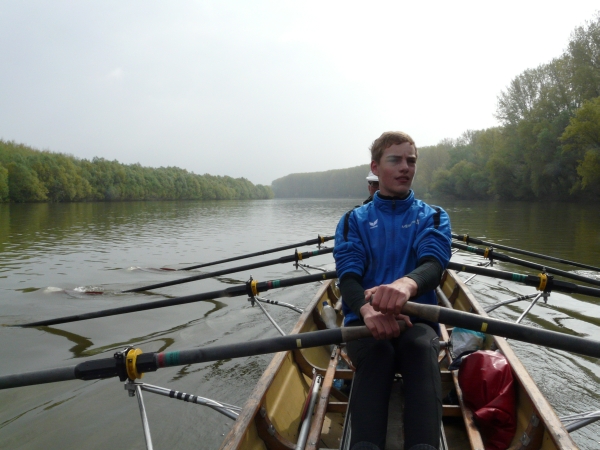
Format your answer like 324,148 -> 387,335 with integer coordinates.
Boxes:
348,337 -> 395,369
402,324 -> 439,352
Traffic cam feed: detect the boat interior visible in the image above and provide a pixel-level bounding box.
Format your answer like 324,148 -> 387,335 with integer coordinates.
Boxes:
222,270 -> 578,450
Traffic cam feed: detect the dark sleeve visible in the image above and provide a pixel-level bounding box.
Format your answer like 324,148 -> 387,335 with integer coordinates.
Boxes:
339,273 -> 366,320
340,258 -> 443,320
404,256 -> 443,297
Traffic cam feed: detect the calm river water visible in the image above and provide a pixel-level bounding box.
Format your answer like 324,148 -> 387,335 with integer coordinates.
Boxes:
1,198 -> 600,449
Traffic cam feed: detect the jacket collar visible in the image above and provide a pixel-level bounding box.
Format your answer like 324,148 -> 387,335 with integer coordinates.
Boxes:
373,190 -> 414,213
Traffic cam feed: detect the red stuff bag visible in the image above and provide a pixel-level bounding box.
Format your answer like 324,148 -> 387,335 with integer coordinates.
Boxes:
458,350 -> 516,450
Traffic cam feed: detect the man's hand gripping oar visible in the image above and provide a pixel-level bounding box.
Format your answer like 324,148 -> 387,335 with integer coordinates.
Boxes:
363,277 -> 416,340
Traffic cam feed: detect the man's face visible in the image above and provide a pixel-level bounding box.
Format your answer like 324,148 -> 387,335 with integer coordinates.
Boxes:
371,142 -> 417,197
367,181 -> 379,196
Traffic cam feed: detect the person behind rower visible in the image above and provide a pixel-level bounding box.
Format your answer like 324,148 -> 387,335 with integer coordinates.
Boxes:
363,171 -> 379,204
333,131 -> 452,450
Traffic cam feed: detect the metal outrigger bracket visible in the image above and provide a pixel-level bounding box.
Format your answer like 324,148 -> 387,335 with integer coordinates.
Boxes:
298,262 -> 327,273
293,248 -> 326,284
125,380 -> 154,450
455,245 -> 495,285
514,268 -> 551,324
486,268 -> 552,342
125,379 -> 241,450
484,284 -> 551,321
515,291 -> 549,324
245,273 -> 306,336
464,248 -> 495,285
561,409 -> 600,432
298,264 -> 325,284
253,296 -> 303,314
463,260 -> 493,284
485,293 -> 541,313
247,275 -> 287,336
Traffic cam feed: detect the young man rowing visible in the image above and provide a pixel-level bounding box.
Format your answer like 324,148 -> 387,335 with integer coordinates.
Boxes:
334,131 -> 452,450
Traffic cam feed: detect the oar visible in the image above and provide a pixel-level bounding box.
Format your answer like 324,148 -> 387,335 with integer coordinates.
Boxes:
453,233 -> 600,272
402,302 -> 600,359
4,302 -> 600,391
14,271 -> 338,328
174,235 -> 333,271
15,263 -> 600,328
452,242 -> 600,288
124,248 -> 333,293
446,262 -> 600,298
0,326 -> 373,390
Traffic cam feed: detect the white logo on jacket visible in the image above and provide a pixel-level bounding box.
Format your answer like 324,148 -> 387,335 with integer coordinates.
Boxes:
369,219 -> 378,229
402,219 -> 419,229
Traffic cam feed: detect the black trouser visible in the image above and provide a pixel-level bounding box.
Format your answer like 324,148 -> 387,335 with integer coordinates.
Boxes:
346,322 -> 442,450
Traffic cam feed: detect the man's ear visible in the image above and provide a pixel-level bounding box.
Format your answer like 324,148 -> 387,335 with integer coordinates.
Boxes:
370,160 -> 379,176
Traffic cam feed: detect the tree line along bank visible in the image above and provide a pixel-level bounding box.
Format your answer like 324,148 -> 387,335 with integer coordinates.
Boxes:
0,141 -> 273,203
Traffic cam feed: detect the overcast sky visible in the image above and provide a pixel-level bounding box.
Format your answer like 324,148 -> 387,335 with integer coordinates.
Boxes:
1,2 -> 598,185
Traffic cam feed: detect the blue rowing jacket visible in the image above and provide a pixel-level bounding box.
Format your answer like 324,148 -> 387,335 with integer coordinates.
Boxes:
334,190 -> 452,325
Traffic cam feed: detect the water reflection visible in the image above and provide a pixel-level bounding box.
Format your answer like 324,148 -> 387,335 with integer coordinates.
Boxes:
35,299 -> 229,358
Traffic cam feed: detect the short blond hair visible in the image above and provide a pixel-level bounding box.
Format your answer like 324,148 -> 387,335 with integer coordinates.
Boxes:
370,131 -> 417,162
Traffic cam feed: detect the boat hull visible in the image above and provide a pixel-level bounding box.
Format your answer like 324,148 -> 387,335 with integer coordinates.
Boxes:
221,271 -> 578,450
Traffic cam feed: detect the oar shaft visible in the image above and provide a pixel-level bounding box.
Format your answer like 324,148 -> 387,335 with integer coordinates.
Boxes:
153,328 -> 347,368
453,233 -> 600,272
402,302 -> 600,358
17,271 -> 338,327
447,262 -> 600,298
125,248 -> 333,293
0,366 -> 78,390
0,325 -> 372,390
178,235 -> 334,271
452,242 -> 600,288
6,301 -> 600,390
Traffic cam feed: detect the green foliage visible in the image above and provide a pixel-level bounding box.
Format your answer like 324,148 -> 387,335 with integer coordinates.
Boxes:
6,161 -> 48,202
0,165 -> 8,201
272,164 -> 371,198
0,140 -> 273,203
561,97 -> 600,195
426,13 -> 600,201
567,16 -> 600,102
411,142 -> 451,195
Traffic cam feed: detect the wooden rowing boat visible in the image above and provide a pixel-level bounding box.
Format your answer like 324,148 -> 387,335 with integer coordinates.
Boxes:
221,269 -> 579,450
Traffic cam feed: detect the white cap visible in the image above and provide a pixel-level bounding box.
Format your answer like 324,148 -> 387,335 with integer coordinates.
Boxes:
366,171 -> 379,182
